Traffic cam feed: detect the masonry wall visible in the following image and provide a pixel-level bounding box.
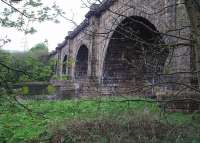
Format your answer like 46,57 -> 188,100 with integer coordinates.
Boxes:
55,0 -> 192,97
95,0 -> 180,79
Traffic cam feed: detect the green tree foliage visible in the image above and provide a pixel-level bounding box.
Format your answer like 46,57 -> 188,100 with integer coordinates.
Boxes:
0,49 -> 12,88
0,0 -> 66,84
0,0 -> 65,50
30,42 -> 48,53
0,0 -> 64,34
0,0 -> 65,86
25,42 -> 53,81
0,42 -> 54,84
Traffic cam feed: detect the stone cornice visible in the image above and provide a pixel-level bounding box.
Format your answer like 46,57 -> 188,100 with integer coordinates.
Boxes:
68,19 -> 89,39
55,0 -> 115,52
56,39 -> 68,51
85,0 -> 115,18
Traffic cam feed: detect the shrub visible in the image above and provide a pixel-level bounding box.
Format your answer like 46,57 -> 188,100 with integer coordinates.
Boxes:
47,84 -> 56,94
21,86 -> 29,95
51,75 -> 69,81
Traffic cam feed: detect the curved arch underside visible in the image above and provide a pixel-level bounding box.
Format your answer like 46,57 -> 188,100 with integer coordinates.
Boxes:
103,16 -> 169,86
62,55 -> 68,75
75,45 -> 89,79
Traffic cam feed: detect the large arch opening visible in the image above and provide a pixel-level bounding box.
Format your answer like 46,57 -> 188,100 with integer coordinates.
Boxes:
103,16 -> 169,89
75,45 -> 89,79
62,55 -> 68,75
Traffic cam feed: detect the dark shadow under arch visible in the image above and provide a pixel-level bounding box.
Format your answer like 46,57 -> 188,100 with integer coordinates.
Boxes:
75,45 -> 89,79
62,55 -> 68,75
103,16 -> 169,87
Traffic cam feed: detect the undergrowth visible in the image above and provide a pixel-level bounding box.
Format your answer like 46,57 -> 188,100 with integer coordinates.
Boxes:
0,97 -> 199,143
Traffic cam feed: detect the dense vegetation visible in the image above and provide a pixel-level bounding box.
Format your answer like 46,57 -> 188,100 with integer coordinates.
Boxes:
0,97 -> 199,143
0,42 -> 54,85
0,1 -> 200,143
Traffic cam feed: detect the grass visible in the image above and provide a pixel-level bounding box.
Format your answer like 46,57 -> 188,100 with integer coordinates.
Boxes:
0,97 -> 200,143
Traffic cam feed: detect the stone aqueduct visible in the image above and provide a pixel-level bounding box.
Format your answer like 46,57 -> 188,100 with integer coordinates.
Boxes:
50,0 -> 192,97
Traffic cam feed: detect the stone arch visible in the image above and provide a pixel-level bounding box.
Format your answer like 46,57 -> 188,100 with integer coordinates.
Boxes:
62,55 -> 68,75
101,15 -> 169,87
75,45 -> 89,79
98,9 -> 164,78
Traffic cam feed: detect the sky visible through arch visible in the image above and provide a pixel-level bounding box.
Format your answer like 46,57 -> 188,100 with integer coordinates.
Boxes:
1,0 -> 92,52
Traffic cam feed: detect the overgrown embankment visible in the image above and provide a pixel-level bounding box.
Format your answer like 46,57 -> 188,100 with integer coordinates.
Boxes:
0,97 -> 199,143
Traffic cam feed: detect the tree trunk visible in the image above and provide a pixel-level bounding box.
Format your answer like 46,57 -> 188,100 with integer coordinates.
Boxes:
184,0 -> 200,87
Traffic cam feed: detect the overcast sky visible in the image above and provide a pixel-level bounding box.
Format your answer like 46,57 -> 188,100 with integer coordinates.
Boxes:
1,0 -> 90,52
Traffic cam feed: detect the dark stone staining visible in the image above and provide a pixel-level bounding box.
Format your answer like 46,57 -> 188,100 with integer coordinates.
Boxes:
75,45 -> 89,79
190,46 -> 198,88
62,55 -> 68,75
103,16 -> 169,85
